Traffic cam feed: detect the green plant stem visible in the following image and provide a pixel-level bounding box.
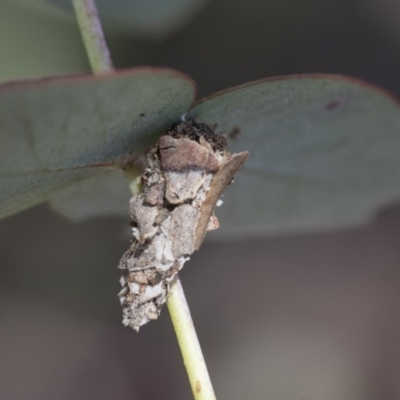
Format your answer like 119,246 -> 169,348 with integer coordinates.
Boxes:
168,278 -> 217,400
73,2 -> 216,398
72,0 -> 114,74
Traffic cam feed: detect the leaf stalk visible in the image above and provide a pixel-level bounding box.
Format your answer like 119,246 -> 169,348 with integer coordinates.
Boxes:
72,0 -> 114,74
168,278 -> 217,400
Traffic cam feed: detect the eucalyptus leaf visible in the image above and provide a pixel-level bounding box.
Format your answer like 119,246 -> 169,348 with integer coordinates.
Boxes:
0,1 -> 89,82
0,68 -> 196,220
187,75 -> 400,236
8,0 -> 207,38
49,169 -> 131,222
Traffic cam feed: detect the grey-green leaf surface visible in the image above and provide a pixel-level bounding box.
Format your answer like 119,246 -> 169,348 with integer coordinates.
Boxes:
9,0 -> 207,38
187,75 -> 400,236
0,1 -> 90,82
49,169 -> 132,222
0,68 -> 196,220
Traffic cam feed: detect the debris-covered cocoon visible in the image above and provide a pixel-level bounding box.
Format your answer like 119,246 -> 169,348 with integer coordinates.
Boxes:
118,121 -> 248,331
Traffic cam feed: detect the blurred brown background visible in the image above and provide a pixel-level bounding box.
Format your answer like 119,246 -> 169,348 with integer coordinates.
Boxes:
2,0 -> 400,399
